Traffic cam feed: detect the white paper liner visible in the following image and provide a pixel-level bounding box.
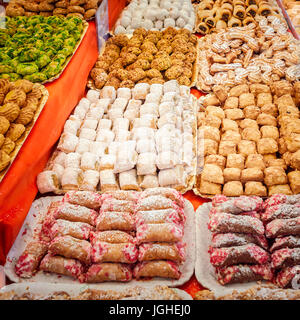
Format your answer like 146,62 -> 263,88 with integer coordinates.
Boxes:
0,282 -> 192,300
5,197 -> 195,289
195,202 -> 270,298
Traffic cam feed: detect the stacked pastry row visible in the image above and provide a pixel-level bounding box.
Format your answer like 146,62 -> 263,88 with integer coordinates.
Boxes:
195,0 -> 282,34
114,0 -> 195,34
6,0 -> 101,20
37,81 -> 196,194
207,194 -> 300,288
89,28 -> 198,90
208,195 -> 272,285
0,79 -> 45,173
197,16 -> 300,92
14,188 -> 187,282
263,194 -> 300,288
195,81 -> 300,197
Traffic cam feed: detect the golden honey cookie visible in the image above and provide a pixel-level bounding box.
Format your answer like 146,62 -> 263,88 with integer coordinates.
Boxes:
1,138 -> 15,154
15,107 -> 35,125
38,2 -> 55,11
6,124 -> 26,142
70,0 -> 86,5
84,0 -> 98,10
53,7 -> 68,15
84,8 -> 96,20
0,116 -> 10,135
55,0 -> 69,8
0,103 -> 20,122
67,5 -> 85,14
6,3 -> 25,17
4,89 -> 27,107
0,150 -> 11,171
10,80 -> 33,94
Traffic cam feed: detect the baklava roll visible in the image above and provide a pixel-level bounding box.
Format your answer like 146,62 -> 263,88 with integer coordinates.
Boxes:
210,244 -> 270,267
228,16 -> 242,27
271,248 -> 300,269
208,213 -> 265,235
246,4 -> 258,17
197,22 -> 210,35
85,263 -> 132,282
39,254 -> 84,281
50,219 -> 93,240
96,211 -> 135,231
258,3 -> 272,16
136,208 -> 183,226
266,217 -> 300,238
138,242 -> 186,262
90,230 -> 135,244
270,236 -> 300,252
101,198 -> 135,213
204,14 -> 216,28
49,235 -> 92,265
91,241 -> 138,263
54,203 -> 98,226
243,16 -> 255,25
220,7 -> 232,22
233,5 -> 245,19
15,241 -> 49,278
63,191 -> 102,209
276,266 -> 300,288
134,261 -> 181,279
216,264 -> 273,285
215,19 -> 227,30
136,223 -> 183,244
210,232 -> 269,250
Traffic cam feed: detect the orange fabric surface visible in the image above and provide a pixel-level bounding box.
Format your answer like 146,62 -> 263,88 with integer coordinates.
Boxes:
0,21 -> 98,265
108,0 -> 126,30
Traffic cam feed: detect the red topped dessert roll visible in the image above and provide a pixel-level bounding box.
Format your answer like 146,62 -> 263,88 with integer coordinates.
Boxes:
212,196 -> 263,214
215,264 -> 273,285
91,241 -> 138,264
40,254 -> 84,281
139,188 -> 185,208
209,208 -> 260,219
96,211 -> 135,231
133,261 -> 181,279
271,248 -> 300,269
54,203 -> 98,226
49,235 -> 91,265
85,263 -> 132,282
63,191 -> 102,209
136,223 -> 183,244
50,219 -> 93,240
15,241 -> 48,278
210,244 -> 270,267
208,213 -> 265,235
266,217 -> 300,238
100,198 -> 135,213
135,208 -> 183,226
138,242 -> 186,262
263,194 -> 300,210
210,233 -> 269,250
90,230 -> 135,244
136,195 -> 179,212
261,204 -> 300,223
276,265 -> 300,288
270,236 -> 300,252
102,190 -> 139,202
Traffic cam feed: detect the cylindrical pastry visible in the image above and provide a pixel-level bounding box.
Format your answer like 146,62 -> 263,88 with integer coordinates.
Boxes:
85,263 -> 132,282
197,22 -> 210,34
139,188 -> 185,208
228,16 -> 242,27
54,203 -> 98,226
96,211 -> 135,231
91,241 -> 138,263
50,219 -> 93,240
90,230 -> 135,244
136,208 -> 182,226
138,242 -> 186,262
49,235 -> 92,265
210,244 -> 270,267
266,217 -> 300,238
270,236 -> 300,252
276,266 -> 300,288
136,223 -> 183,244
216,264 -> 274,285
212,196 -> 263,213
271,248 -> 300,269
233,5 -> 246,19
136,195 -> 179,211
63,191 -> 102,209
101,198 -> 135,213
39,254 -> 84,281
261,204 -> 300,222
133,261 -> 181,279
15,241 -> 49,278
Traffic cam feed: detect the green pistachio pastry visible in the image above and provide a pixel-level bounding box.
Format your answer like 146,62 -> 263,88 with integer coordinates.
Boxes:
0,16 -> 84,82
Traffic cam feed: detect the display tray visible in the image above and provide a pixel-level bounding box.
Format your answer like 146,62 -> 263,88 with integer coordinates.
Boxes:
195,202 -> 272,298
0,84 -> 49,183
0,282 -> 192,300
41,21 -> 89,84
4,196 -> 196,289
87,33 -> 199,90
